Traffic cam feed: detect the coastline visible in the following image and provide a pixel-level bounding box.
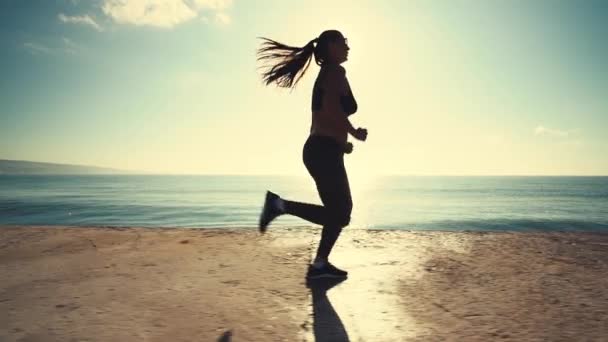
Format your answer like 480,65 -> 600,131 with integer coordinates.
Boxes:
1,225 -> 607,341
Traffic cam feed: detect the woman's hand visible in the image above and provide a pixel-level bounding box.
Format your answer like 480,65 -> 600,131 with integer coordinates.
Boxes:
353,127 -> 368,141
344,142 -> 353,154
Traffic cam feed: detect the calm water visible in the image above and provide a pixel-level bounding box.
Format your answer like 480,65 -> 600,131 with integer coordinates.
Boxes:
1,175 -> 607,231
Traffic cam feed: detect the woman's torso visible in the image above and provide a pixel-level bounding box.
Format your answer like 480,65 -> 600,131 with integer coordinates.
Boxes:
309,65 -> 357,145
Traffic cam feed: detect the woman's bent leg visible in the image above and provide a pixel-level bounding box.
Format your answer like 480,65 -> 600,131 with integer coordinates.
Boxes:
283,200 -> 326,226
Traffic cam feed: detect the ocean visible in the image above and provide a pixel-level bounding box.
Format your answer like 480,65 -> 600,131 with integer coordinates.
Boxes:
1,175 -> 607,231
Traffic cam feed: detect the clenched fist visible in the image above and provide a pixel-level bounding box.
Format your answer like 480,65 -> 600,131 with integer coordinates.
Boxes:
353,128 -> 368,141
344,142 -> 353,154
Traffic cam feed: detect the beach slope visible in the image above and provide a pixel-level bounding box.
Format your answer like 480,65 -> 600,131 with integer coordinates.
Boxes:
1,226 -> 607,341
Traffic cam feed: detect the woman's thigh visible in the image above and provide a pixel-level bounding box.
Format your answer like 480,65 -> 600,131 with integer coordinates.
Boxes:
313,160 -> 352,215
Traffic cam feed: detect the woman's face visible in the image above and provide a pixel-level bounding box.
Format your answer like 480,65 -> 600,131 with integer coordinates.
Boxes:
327,36 -> 349,64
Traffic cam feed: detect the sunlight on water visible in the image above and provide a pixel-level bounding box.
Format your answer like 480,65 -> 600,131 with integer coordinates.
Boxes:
349,172 -> 381,229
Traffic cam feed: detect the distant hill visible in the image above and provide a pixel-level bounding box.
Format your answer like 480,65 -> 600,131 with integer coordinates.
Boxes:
0,159 -> 133,175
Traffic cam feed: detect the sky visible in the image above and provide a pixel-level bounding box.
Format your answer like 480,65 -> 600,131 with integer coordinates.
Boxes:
1,0 -> 607,177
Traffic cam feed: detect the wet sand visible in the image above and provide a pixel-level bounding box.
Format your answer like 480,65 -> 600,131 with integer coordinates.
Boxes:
1,225 -> 607,341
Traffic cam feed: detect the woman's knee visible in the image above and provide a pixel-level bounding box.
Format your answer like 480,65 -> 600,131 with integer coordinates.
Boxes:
330,206 -> 352,228
339,214 -> 351,228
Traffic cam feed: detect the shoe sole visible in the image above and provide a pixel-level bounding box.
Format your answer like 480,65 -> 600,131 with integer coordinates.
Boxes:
258,191 -> 274,233
306,273 -> 347,279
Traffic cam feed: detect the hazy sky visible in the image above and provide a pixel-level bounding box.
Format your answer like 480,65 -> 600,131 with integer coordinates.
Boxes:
1,0 -> 607,177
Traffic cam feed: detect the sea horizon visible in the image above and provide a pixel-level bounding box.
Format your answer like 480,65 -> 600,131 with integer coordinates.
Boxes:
2,174 -> 607,232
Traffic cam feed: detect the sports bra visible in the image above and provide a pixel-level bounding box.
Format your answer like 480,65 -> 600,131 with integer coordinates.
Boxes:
311,66 -> 358,116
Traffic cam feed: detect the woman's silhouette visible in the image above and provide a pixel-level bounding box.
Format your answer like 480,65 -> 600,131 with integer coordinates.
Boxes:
256,30 -> 368,279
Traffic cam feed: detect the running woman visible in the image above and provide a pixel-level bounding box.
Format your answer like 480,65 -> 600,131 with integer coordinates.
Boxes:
256,30 -> 368,279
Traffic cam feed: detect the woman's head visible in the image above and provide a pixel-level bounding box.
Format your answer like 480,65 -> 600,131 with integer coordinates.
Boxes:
257,29 -> 349,88
314,30 -> 349,65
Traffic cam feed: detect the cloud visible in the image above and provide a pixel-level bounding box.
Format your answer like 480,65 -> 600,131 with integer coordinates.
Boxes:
191,0 -> 232,10
23,38 -> 79,55
23,42 -> 53,54
214,12 -> 231,25
534,125 -> 579,138
101,0 -> 232,28
62,37 -> 78,54
58,13 -> 103,31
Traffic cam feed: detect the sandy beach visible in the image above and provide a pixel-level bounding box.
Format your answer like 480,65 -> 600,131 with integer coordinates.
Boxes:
1,225 -> 607,341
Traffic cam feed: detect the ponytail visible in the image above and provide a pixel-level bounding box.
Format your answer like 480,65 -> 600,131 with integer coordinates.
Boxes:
256,37 -> 318,88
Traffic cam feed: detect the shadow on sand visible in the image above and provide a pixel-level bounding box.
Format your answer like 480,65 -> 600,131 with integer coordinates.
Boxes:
217,329 -> 232,341
216,278 -> 349,341
307,277 -> 350,342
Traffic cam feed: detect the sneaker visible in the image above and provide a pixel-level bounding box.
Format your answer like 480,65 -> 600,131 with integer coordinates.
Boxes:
259,190 -> 282,233
306,262 -> 348,279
